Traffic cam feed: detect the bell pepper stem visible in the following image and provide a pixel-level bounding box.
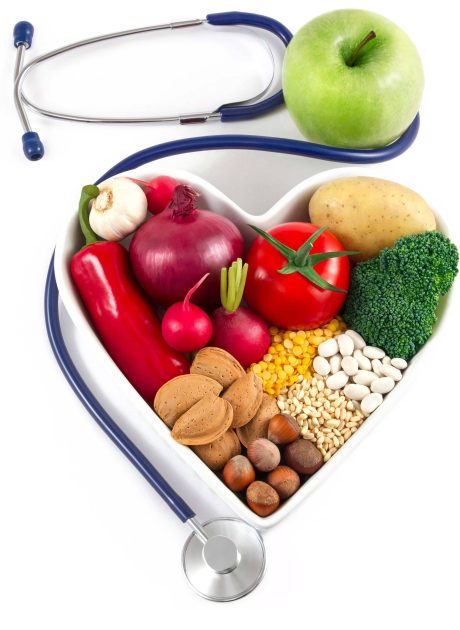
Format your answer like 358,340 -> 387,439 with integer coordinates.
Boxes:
78,185 -> 101,246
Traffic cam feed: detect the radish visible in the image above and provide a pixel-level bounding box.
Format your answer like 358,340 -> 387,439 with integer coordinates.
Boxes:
161,274 -> 213,352
130,175 -> 178,214
210,259 -> 270,367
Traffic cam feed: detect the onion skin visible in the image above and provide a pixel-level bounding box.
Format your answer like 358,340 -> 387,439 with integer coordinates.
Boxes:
210,306 -> 270,368
129,186 -> 244,310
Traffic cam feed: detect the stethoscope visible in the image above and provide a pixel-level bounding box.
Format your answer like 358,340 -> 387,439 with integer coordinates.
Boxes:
35,11 -> 421,602
45,255 -> 266,603
13,11 -> 419,162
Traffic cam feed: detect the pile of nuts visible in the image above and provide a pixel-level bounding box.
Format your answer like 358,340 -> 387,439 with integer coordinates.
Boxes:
277,375 -> 365,461
222,412 -> 323,516
154,346 -> 324,517
154,329 -> 409,516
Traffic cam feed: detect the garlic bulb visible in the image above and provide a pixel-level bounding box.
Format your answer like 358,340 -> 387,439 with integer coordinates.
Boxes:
89,177 -> 148,241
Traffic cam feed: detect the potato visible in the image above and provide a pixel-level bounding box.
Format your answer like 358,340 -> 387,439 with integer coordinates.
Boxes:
309,176 -> 436,262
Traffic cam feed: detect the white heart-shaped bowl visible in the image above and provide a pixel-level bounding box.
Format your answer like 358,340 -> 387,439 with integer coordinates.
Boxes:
54,166 -> 450,529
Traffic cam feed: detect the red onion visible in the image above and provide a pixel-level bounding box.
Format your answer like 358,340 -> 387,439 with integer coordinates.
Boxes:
130,185 -> 244,309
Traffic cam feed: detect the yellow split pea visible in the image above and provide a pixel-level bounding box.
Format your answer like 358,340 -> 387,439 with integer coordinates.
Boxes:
249,317 -> 347,396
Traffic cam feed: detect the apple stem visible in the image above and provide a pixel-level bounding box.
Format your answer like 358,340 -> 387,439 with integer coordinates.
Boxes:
347,30 -> 376,66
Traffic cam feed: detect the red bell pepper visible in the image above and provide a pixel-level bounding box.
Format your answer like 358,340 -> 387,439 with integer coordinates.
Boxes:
70,185 -> 189,402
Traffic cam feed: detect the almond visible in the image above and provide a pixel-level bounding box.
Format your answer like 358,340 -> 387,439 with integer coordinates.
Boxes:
190,347 -> 245,389
222,372 -> 263,428
153,374 -> 222,429
171,393 -> 233,445
236,394 -> 279,447
193,430 -> 241,471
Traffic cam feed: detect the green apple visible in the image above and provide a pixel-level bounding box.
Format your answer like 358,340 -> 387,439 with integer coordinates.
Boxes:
282,9 -> 424,148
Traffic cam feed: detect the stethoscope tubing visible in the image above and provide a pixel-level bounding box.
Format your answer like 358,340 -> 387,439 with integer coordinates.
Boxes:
96,115 -> 420,184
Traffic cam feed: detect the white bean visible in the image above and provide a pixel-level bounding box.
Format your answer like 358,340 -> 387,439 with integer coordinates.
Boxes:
313,356 -> 331,376
391,358 -> 408,370
363,345 -> 385,360
371,377 -> 395,394
326,371 -> 349,390
354,349 -> 372,371
329,354 -> 342,374
318,338 -> 339,358
343,384 -> 370,401
353,370 -> 378,386
337,333 -> 354,357
372,359 -> 384,377
361,393 -> 383,415
380,364 -> 403,381
382,356 -> 391,365
341,355 -> 359,376
345,329 -> 366,350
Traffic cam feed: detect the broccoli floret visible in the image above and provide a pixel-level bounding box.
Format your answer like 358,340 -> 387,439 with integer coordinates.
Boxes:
342,231 -> 458,360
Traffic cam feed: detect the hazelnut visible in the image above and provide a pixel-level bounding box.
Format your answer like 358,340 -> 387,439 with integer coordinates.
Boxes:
284,439 -> 323,475
246,481 -> 280,517
223,455 -> 255,492
266,466 -> 300,500
267,413 -> 300,445
247,438 -> 280,472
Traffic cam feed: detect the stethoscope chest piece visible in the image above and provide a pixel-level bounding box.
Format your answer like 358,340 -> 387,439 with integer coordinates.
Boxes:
182,518 -> 265,602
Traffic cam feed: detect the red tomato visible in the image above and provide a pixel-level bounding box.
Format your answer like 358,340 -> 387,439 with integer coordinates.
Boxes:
244,223 -> 351,330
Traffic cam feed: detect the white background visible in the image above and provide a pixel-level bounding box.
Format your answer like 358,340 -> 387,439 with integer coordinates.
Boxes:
1,1 -> 459,628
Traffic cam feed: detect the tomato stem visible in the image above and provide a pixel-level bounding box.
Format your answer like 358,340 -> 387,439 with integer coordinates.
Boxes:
294,225 -> 328,266
249,224 -> 358,293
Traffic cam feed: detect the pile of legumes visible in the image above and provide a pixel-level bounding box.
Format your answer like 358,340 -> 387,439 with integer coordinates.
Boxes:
249,318 -> 347,396
71,173 -> 458,517
276,330 -> 409,459
277,375 -> 365,461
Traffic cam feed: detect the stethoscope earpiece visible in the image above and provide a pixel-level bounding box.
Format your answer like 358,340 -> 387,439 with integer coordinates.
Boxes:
22,131 -> 45,161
